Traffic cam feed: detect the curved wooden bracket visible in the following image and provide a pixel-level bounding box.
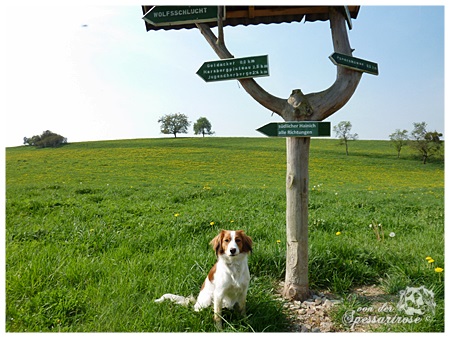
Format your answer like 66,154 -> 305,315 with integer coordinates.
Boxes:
196,6 -> 362,122
196,22 -> 286,116
306,7 -> 362,121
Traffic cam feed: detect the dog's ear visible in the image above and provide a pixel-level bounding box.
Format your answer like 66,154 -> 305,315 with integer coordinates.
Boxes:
238,230 -> 253,253
210,230 -> 225,256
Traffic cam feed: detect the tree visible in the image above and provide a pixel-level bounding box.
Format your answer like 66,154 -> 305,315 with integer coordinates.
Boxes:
23,130 -> 67,148
389,129 -> 409,158
158,113 -> 191,138
193,117 -> 215,137
333,121 -> 358,156
410,122 -> 442,164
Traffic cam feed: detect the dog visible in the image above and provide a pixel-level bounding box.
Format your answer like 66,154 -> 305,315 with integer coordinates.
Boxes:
155,230 -> 253,329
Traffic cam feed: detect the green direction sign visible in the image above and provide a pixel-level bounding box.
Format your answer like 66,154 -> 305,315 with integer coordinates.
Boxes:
197,55 -> 269,82
329,52 -> 379,76
257,122 -> 331,137
143,6 -> 219,26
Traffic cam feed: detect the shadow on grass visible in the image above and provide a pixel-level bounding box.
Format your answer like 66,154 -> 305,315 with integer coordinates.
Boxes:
219,296 -> 290,332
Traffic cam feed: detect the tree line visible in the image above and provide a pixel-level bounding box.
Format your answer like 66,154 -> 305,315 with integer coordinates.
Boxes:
21,114 -> 214,149
22,119 -> 442,164
334,121 -> 443,164
158,113 -> 214,138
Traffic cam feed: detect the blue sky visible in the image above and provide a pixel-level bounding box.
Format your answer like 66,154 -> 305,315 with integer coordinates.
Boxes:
2,2 -> 445,146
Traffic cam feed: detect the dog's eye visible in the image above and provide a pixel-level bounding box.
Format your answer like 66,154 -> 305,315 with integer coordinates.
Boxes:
235,238 -> 241,243
224,239 -> 230,243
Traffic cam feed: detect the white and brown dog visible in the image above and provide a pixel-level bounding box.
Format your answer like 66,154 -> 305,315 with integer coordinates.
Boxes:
155,230 -> 253,329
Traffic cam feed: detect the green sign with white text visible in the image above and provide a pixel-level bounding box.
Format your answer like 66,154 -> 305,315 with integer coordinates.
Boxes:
257,122 -> 331,137
197,55 -> 269,82
329,52 -> 379,76
143,6 -> 219,26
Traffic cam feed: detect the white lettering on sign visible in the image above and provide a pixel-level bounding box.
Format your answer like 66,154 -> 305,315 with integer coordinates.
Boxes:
334,54 -> 378,73
277,122 -> 318,136
202,61 -> 268,81
279,123 -> 317,129
336,54 -> 366,66
153,7 -> 208,18
286,130 -> 313,136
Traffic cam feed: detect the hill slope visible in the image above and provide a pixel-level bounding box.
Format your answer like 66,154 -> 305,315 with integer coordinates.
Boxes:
5,138 -> 444,332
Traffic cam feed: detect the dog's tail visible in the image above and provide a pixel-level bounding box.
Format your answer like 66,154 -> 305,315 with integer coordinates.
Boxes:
154,293 -> 196,307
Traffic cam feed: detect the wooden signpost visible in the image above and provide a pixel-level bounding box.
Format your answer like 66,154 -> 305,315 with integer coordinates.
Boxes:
142,5 -> 375,304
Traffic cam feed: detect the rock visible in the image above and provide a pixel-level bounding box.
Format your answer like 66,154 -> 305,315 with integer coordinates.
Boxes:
320,321 -> 333,332
298,308 -> 307,315
301,325 -> 309,332
292,324 -> 302,332
312,327 -> 321,332
307,308 -> 316,315
323,299 -> 333,308
314,298 -> 322,305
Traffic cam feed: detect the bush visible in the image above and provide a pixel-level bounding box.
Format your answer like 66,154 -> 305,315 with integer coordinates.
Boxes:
24,131 -> 67,148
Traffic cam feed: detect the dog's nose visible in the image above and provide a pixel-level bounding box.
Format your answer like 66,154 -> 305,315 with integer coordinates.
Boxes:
230,248 -> 237,255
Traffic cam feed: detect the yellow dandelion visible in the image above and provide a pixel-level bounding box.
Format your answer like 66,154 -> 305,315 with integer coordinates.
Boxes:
210,221 -> 215,226
426,256 -> 433,261
230,220 -> 234,223
276,240 -> 281,244
428,259 -> 435,264
435,267 -> 444,273
174,213 -> 180,217
336,231 -> 341,236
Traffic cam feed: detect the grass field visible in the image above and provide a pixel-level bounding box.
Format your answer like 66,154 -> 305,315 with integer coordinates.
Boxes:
5,137 -> 444,332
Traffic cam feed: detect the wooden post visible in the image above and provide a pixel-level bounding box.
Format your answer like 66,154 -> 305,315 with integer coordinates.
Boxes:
196,6 -> 364,302
284,136 -> 310,300
216,6 -> 224,46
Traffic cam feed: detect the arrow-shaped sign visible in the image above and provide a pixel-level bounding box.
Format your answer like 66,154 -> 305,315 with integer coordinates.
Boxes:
329,52 -> 379,76
257,122 -> 331,137
197,55 -> 269,82
143,6 -> 219,27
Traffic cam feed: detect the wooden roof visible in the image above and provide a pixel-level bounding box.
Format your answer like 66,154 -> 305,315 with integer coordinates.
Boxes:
142,6 -> 360,31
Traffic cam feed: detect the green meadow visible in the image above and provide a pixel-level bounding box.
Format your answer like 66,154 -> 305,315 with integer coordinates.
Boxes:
5,138 -> 444,332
